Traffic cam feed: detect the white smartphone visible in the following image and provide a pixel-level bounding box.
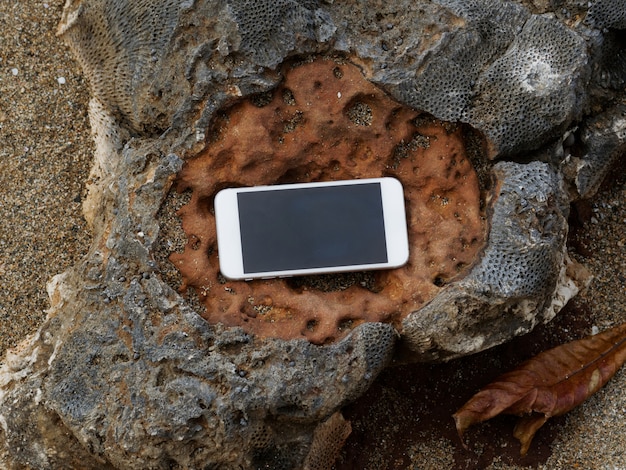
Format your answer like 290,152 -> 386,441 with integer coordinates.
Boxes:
214,177 -> 409,280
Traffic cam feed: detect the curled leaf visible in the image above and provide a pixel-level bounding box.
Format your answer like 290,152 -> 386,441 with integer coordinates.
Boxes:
453,322 -> 626,455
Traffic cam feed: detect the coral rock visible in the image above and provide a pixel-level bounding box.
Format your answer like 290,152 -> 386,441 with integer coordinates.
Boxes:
171,58 -> 487,344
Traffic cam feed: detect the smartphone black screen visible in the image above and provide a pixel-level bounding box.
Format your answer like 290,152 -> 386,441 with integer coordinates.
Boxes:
237,183 -> 388,274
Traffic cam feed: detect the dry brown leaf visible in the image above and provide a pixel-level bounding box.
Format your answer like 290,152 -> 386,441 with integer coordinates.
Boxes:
453,322 -> 626,455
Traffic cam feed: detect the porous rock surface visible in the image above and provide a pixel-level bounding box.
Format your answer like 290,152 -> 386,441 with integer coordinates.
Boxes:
1,0 -> 624,468
172,57 -> 487,345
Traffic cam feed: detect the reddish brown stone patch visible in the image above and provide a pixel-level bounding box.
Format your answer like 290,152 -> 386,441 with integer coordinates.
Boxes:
170,57 -> 487,344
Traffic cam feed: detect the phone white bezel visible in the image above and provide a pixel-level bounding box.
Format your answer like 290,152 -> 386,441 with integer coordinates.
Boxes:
214,177 -> 409,280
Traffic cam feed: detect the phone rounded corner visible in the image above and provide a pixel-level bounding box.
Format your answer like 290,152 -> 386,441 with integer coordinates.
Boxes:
390,249 -> 410,269
400,250 -> 410,267
219,268 -> 242,282
213,187 -> 229,209
382,176 -> 404,191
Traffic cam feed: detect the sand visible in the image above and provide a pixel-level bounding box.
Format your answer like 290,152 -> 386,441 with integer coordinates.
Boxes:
0,1 -> 624,469
0,1 -> 92,353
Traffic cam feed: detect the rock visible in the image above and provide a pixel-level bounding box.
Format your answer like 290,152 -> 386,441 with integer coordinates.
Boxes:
402,161 -> 582,361
171,57 -> 487,345
1,0 -> 624,468
570,103 -> 626,199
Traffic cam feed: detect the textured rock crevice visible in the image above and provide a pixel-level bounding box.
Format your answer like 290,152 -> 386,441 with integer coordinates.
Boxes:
402,161 -> 578,361
171,57 -> 488,345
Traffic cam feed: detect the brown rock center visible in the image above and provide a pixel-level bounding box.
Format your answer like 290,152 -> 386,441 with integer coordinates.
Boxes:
171,57 -> 487,344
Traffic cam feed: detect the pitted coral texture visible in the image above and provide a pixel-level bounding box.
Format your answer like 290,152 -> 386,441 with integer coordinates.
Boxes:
171,58 -> 488,344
